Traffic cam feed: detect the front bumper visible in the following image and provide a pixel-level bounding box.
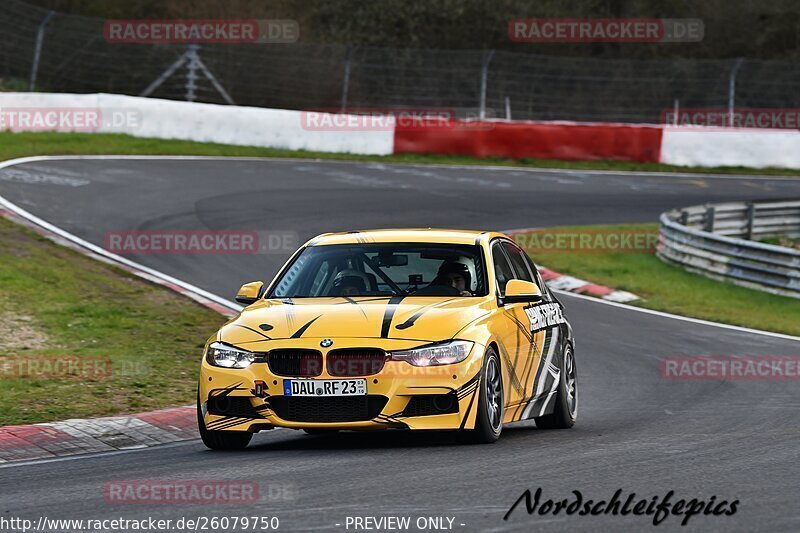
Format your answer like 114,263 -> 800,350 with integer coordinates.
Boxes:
199,338 -> 485,432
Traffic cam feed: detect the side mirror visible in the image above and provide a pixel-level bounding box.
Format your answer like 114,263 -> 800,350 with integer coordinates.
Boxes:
503,279 -> 543,304
235,281 -> 264,305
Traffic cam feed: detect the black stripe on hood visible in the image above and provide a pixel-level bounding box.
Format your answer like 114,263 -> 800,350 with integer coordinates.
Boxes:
380,295 -> 406,338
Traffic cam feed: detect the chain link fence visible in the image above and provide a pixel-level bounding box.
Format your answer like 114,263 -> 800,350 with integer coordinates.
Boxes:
1,0 -> 799,124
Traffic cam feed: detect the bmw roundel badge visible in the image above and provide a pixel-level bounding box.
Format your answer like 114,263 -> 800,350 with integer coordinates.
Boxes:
320,338 -> 334,348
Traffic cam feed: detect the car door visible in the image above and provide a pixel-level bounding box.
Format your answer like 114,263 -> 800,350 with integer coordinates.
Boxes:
506,242 -> 568,420
490,240 -> 534,417
496,241 -> 549,420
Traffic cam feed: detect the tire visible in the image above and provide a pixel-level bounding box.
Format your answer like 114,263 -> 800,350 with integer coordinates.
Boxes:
197,393 -> 253,450
534,343 -> 577,429
463,346 -> 503,444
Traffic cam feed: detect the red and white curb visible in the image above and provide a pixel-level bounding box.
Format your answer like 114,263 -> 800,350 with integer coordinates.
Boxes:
0,407 -> 196,463
503,228 -> 641,303
538,266 -> 640,303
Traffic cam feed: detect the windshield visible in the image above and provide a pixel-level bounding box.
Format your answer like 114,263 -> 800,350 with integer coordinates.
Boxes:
269,243 -> 487,298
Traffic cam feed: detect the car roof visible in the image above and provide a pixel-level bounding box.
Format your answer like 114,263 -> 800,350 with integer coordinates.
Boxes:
305,228 -> 512,247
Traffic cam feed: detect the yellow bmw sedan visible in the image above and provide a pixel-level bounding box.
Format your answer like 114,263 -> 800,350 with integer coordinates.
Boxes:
198,229 -> 576,448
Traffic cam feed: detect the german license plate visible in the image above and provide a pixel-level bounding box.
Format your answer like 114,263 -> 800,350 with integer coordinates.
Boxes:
283,378 -> 366,397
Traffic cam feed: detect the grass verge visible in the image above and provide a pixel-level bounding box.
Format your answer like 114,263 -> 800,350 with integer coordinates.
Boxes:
515,223 -> 800,337
2,131 -> 800,177
0,216 -> 226,425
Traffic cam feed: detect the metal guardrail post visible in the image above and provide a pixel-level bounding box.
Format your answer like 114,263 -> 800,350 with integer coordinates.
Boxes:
704,206 -> 716,233
745,203 -> 756,240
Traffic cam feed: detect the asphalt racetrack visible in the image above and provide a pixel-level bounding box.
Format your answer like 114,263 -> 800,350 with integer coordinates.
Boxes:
1,157 -> 800,532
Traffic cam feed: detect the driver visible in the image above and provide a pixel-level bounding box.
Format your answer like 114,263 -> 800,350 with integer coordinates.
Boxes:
436,262 -> 472,296
331,274 -> 367,296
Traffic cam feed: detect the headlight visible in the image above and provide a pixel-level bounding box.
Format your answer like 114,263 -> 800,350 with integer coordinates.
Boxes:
390,340 -> 474,367
205,342 -> 255,369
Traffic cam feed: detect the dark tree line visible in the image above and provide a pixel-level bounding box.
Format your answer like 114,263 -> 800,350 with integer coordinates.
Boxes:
21,0 -> 800,58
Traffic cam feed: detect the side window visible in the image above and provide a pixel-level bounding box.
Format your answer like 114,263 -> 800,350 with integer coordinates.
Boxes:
523,253 -> 550,301
501,242 -> 533,282
491,242 -> 516,296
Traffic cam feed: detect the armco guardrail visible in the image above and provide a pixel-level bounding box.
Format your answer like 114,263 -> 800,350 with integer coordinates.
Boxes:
657,199 -> 800,298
